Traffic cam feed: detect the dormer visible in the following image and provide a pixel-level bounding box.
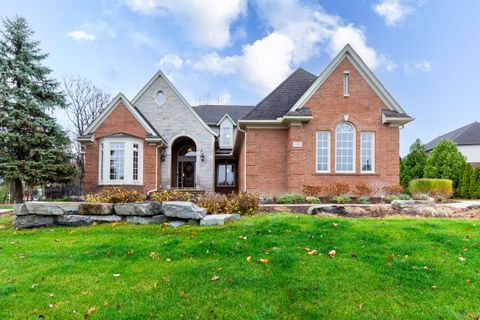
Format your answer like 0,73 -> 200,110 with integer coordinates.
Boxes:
217,114 -> 235,149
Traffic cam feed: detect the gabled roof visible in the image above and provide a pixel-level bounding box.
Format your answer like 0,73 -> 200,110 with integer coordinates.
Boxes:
131,70 -> 218,137
193,105 -> 255,125
80,93 -> 166,144
290,44 -> 409,116
425,121 -> 480,151
242,68 -> 317,120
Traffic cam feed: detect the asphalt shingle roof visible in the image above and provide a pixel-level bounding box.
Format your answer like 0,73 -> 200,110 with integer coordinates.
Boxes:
425,121 -> 480,151
193,105 -> 255,125
242,68 -> 317,120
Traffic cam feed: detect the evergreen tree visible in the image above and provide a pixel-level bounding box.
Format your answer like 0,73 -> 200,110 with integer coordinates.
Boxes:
424,139 -> 466,189
457,161 -> 468,197
400,139 -> 427,189
470,167 -> 480,199
460,163 -> 472,199
0,16 -> 76,203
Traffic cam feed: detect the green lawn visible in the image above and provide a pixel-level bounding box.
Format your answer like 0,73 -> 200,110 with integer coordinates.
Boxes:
0,204 -> 13,210
0,214 -> 479,319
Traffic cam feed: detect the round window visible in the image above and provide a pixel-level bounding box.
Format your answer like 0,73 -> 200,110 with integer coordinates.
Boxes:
154,90 -> 166,105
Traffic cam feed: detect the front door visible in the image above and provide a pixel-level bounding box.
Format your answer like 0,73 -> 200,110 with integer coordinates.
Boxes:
178,160 -> 195,188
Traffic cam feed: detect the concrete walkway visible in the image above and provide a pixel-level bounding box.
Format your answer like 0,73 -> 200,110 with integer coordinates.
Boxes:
440,201 -> 480,209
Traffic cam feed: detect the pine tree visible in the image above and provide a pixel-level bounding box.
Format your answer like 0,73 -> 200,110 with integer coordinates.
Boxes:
460,164 -> 472,199
400,139 -> 427,189
0,16 -> 76,203
470,167 -> 480,199
424,140 -> 466,189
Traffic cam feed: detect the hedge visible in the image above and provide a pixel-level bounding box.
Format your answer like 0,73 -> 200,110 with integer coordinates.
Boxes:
409,179 -> 453,199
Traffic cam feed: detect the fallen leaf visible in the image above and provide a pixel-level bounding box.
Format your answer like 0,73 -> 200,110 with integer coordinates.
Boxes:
128,250 -> 135,255
153,281 -> 158,288
307,250 -> 317,256
432,285 -> 437,290
304,247 -> 311,252
466,279 -> 471,285
258,258 -> 268,264
180,291 -> 187,298
246,256 -> 252,262
211,275 -> 219,281
149,252 -> 157,259
332,223 -> 338,227
92,222 -> 97,226
351,252 -> 357,258
166,258 -> 172,262
357,303 -> 364,310
113,274 -> 121,278
105,251 -> 112,257
163,276 -> 170,283
87,306 -> 96,315
103,301 -> 109,306
239,236 -> 247,240
458,257 -> 466,262
328,250 -> 336,257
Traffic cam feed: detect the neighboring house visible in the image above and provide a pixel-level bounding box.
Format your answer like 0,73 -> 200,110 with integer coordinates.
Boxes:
78,44 -> 413,196
425,121 -> 480,167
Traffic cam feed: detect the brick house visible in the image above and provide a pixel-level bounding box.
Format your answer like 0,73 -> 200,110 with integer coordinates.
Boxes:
79,44 -> 413,195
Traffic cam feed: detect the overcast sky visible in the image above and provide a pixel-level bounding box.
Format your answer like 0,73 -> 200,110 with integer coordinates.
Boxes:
1,0 -> 479,155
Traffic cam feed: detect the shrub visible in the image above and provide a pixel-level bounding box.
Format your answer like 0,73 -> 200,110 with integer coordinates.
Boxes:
409,179 -> 453,199
469,167 -> 480,199
324,183 -> 350,197
85,187 -> 146,203
400,139 -> 427,189
358,196 -> 370,204
277,193 -> 305,204
413,193 -> 430,200
150,190 -> 194,202
331,195 -> 350,204
196,193 -> 232,214
354,183 -> 375,197
424,139 -> 466,188
196,192 -> 259,215
382,185 -> 404,196
459,164 -> 472,198
306,196 -> 320,204
398,193 -> 412,200
230,192 -> 260,215
384,195 -> 399,203
302,185 -> 322,196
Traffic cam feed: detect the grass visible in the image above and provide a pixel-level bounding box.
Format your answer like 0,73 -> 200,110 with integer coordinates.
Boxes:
0,213 -> 479,319
0,204 -> 13,210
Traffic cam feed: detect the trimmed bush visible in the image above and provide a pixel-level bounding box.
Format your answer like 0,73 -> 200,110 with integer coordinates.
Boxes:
358,196 -> 370,204
302,185 -> 322,197
354,183 -> 375,197
384,195 -> 399,203
277,193 -> 305,204
469,167 -> 480,199
85,187 -> 146,203
324,183 -> 350,197
398,194 -> 412,200
331,195 -> 350,204
409,179 -> 453,199
460,164 -> 473,199
306,196 -> 320,204
150,190 -> 195,202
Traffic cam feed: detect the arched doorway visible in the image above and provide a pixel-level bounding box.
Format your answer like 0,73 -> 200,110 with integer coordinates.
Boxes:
171,137 -> 197,188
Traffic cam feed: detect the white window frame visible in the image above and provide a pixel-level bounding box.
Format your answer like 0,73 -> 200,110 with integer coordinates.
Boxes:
343,71 -> 349,97
361,132 -> 375,173
219,121 -> 234,149
217,163 -> 236,187
98,136 -> 144,185
335,122 -> 356,173
316,131 -> 331,173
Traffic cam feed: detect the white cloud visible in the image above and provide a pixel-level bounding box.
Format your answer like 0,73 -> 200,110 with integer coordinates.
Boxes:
195,0 -> 395,95
404,60 -> 432,73
124,0 -> 247,49
67,20 -> 117,41
373,0 -> 413,26
158,54 -> 183,70
67,30 -> 96,41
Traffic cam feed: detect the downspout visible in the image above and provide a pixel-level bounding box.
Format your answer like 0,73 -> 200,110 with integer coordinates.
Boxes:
147,142 -> 164,195
237,126 -> 247,192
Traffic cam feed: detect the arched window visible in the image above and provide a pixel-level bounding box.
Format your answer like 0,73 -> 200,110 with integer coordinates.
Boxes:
336,123 -> 355,173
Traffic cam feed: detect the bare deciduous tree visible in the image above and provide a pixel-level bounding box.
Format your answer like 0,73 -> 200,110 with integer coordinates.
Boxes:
63,76 -> 111,192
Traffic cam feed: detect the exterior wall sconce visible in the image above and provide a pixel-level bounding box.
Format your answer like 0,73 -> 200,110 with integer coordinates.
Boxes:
200,151 -> 205,162
161,148 -> 167,162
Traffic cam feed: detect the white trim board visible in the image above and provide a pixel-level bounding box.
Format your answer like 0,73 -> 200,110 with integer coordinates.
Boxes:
289,44 -> 407,115
131,70 -> 218,137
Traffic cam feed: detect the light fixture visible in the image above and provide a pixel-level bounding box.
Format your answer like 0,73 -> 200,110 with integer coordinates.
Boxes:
200,150 -> 205,162
161,149 -> 166,162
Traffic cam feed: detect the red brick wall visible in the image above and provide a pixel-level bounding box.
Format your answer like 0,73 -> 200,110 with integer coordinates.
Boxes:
84,101 -> 160,194
244,128 -> 289,195
237,130 -> 246,192
244,57 -> 400,195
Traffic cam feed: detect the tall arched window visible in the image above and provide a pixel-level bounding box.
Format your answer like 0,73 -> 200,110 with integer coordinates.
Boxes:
336,123 -> 355,173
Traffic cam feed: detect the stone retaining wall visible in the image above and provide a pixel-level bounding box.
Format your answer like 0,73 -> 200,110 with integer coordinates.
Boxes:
13,201 -> 240,229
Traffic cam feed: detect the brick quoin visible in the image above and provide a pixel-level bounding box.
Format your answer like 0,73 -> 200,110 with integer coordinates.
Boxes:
241,58 -> 401,196
84,101 -> 160,194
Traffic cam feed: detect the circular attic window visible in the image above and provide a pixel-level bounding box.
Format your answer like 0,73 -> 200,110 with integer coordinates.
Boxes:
154,90 -> 166,105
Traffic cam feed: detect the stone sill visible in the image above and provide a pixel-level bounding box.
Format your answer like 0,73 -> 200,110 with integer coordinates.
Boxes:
312,173 -> 379,177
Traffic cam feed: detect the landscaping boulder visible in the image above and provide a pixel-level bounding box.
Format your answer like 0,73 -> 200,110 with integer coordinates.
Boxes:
391,199 -> 435,211
200,214 -> 241,226
162,201 -> 207,220
308,205 -> 346,215
14,215 -> 55,229
57,215 -> 121,227
126,215 -> 167,224
14,202 -> 80,216
78,203 -> 113,215
114,202 -> 162,216
169,220 -> 186,228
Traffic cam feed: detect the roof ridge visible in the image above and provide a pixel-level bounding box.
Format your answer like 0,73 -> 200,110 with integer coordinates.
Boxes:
449,122 -> 477,140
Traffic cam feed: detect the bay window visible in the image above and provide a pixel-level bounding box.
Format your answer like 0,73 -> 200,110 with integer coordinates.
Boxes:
99,137 -> 143,185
